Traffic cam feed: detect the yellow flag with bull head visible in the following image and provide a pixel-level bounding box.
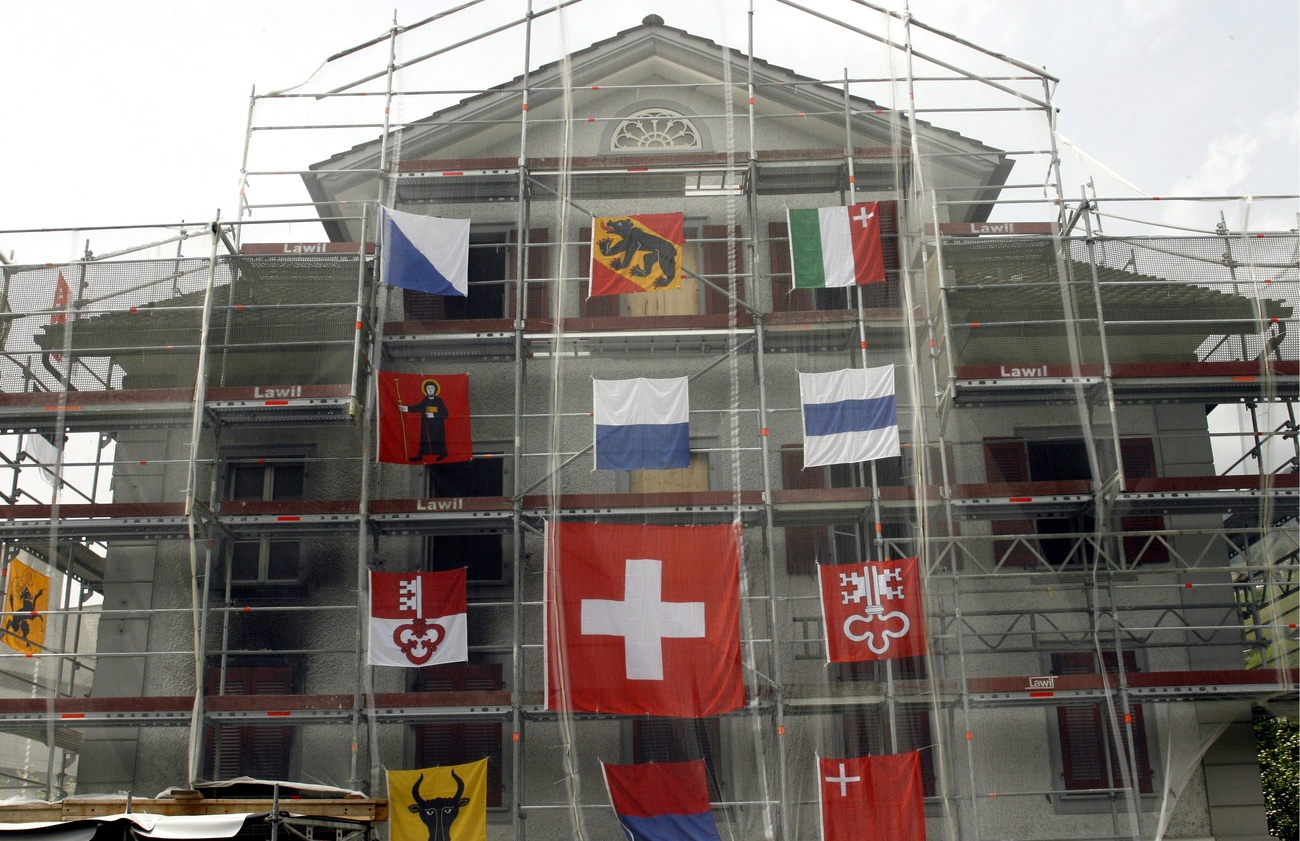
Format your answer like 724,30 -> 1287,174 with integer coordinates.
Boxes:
3,556 -> 50,656
388,759 -> 487,841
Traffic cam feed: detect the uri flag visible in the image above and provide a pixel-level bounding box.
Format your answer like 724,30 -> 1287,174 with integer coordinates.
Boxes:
819,752 -> 926,841
369,569 -> 468,668
381,206 -> 471,297
379,371 -> 473,465
590,213 -> 685,296
594,377 -> 690,471
799,366 -> 899,468
819,557 -> 926,663
545,522 -> 743,717
603,760 -> 723,841
2,556 -> 50,656
388,759 -> 487,841
788,202 -> 886,287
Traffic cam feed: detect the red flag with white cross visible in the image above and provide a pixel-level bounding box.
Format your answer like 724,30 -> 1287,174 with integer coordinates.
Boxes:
544,521 -> 743,717
819,752 -> 925,841
819,556 -> 927,663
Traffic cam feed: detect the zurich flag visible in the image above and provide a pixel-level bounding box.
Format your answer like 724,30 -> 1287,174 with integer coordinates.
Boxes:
380,206 -> 470,297
593,377 -> 690,471
799,365 -> 900,467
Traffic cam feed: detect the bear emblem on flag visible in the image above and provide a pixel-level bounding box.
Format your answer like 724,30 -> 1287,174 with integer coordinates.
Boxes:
819,557 -> 926,663
590,213 -> 685,296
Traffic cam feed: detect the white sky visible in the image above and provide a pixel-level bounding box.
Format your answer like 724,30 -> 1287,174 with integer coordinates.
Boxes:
1,0 -> 1296,263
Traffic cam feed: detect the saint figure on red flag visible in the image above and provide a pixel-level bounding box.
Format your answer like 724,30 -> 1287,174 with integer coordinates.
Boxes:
378,371 -> 473,465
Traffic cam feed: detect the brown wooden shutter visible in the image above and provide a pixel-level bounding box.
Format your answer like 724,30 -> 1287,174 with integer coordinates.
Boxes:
1119,438 -> 1167,564
983,438 -> 1038,567
403,287 -> 446,321
781,444 -> 829,575
508,228 -> 550,321
769,221 -> 815,313
204,666 -> 294,780
414,663 -> 505,807
578,226 -> 620,317
1053,652 -> 1153,794
703,225 -> 744,315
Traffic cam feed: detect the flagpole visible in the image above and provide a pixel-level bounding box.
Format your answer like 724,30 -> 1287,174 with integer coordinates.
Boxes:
393,377 -> 412,460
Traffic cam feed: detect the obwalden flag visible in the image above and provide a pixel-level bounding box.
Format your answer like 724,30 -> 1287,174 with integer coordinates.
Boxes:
787,202 -> 886,287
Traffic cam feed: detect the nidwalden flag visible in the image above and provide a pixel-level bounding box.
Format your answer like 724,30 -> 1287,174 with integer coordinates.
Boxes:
788,201 -> 886,287
594,377 -> 690,471
389,759 -> 487,841
820,752 -> 925,841
545,521 -> 743,717
799,366 -> 899,468
381,206 -> 471,297
590,213 -> 684,296
378,371 -> 473,464
369,569 -> 467,668
819,557 -> 926,663
603,760 -> 723,841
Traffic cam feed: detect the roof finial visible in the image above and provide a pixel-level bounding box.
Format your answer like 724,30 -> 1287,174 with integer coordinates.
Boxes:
642,14 -> 664,25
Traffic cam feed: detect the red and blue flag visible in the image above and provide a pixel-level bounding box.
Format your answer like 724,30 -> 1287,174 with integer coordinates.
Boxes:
602,760 -> 722,841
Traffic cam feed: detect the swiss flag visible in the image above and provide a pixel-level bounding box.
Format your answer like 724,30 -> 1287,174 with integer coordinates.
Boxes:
819,752 -> 926,841
819,556 -> 927,663
545,521 -> 743,717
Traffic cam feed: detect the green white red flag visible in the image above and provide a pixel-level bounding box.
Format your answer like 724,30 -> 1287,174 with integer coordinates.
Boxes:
787,202 -> 886,287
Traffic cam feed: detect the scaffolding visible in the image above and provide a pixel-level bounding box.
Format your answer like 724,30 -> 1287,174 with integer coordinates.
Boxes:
0,2 -> 1296,840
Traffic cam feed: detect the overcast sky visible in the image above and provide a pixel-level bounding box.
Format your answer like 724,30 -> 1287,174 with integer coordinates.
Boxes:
2,0 -> 1296,263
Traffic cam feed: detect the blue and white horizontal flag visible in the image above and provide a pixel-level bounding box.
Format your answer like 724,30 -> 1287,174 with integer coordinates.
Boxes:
380,206 -> 470,297
594,377 -> 690,471
799,365 -> 900,467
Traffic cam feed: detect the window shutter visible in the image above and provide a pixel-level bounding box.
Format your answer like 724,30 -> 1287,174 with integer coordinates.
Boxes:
769,221 -> 814,313
983,438 -> 1038,567
204,666 -> 294,781
414,663 -> 505,806
1052,652 -> 1153,794
781,445 -> 829,575
578,226 -> 620,317
702,225 -> 744,315
1119,438 -> 1167,564
508,228 -> 550,321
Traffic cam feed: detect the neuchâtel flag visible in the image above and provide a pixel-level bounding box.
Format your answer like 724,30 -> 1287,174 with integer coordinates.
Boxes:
3,556 -> 51,656
388,759 -> 487,841
590,213 -> 684,296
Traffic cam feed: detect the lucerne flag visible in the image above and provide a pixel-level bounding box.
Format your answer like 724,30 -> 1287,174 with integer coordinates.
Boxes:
603,759 -> 723,841
369,569 -> 467,668
787,201 -> 886,287
819,752 -> 926,841
381,205 -> 471,297
593,377 -> 690,471
545,521 -> 743,717
819,556 -> 927,663
799,365 -> 899,468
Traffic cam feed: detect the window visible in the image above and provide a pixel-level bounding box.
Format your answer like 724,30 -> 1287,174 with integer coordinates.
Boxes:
633,718 -> 724,800
227,461 -> 304,586
768,203 -> 900,313
403,230 -> 550,322
1052,651 -> 1154,795
413,663 -> 505,807
204,664 -> 296,780
610,108 -> 702,151
425,454 -> 508,583
838,657 -> 936,797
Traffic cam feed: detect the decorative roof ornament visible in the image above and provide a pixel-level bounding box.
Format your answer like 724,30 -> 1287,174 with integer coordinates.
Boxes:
610,108 -> 701,151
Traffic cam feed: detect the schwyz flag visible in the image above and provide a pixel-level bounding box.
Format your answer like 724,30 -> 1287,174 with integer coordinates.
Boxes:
590,213 -> 684,296
369,569 -> 467,668
799,365 -> 899,468
787,201 -> 886,288
603,759 -> 723,841
381,205 -> 471,297
594,377 -> 690,471
545,521 -> 743,717
379,371 -> 473,465
819,752 -> 926,841
388,759 -> 487,841
819,556 -> 926,663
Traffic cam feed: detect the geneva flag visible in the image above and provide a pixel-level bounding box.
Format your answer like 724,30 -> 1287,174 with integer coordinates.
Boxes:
820,752 -> 926,841
545,521 -> 743,717
369,569 -> 468,668
603,760 -> 723,841
389,759 -> 487,841
381,205 -> 471,297
819,556 -> 926,663
799,365 -> 899,468
787,201 -> 886,287
590,213 -> 685,296
379,371 -> 473,465
594,377 -> 690,471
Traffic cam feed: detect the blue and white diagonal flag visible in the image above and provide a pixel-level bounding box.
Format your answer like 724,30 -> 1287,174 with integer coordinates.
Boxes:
593,377 -> 691,471
799,365 -> 899,467
380,206 -> 470,297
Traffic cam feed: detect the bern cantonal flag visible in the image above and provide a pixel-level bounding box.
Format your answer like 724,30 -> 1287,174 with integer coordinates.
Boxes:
819,556 -> 927,663
590,213 -> 685,296
799,365 -> 899,468
593,377 -> 690,471
381,205 -> 471,297
545,521 -> 743,717
787,201 -> 886,288
603,760 -> 722,841
369,569 -> 467,668
388,758 -> 487,841
819,752 -> 926,841
379,371 -> 473,465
